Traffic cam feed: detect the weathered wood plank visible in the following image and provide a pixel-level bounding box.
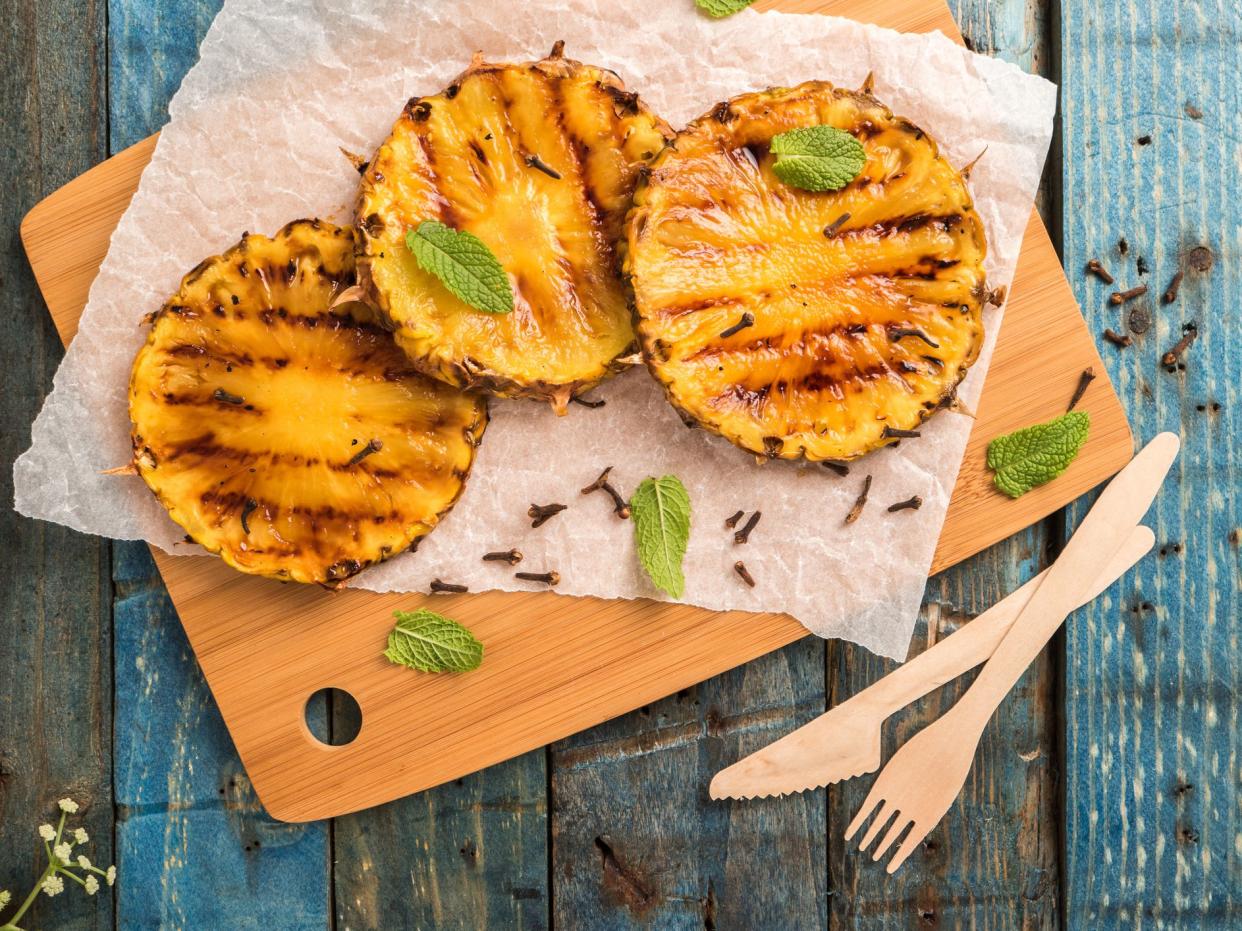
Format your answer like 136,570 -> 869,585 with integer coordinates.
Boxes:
1060,0 -> 1241,925
107,3 -> 330,927
828,2 -> 1061,926
0,1 -> 113,928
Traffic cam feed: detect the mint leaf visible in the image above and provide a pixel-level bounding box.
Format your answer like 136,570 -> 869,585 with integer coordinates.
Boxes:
630,475 -> 691,598
770,126 -> 866,192
987,411 -> 1090,499
695,0 -> 755,16
406,220 -> 514,314
384,608 -> 483,673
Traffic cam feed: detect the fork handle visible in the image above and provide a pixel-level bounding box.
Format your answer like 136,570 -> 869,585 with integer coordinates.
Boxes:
861,525 -> 1153,719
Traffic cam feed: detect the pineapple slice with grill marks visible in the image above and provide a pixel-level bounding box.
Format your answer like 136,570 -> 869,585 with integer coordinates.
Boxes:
128,220 -> 487,587
357,44 -> 672,413
624,82 -> 988,461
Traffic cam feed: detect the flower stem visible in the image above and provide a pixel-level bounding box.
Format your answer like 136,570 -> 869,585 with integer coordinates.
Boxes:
4,862 -> 53,926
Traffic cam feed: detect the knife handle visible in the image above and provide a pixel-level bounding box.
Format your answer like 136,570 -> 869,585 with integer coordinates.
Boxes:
857,524 -> 1153,720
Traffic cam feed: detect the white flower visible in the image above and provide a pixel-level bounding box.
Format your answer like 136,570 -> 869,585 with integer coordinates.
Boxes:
105,865 -> 116,886
53,842 -> 73,863
0,889 -> 10,908
38,823 -> 57,841
74,828 -> 90,844
58,798 -> 79,813
41,874 -> 65,897
84,874 -> 100,895
77,855 -> 93,870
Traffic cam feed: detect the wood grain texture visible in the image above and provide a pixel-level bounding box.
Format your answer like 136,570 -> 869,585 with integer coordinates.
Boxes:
105,3 -> 330,928
0,1 -> 114,929
1060,0 -> 1242,926
19,0 -> 1133,824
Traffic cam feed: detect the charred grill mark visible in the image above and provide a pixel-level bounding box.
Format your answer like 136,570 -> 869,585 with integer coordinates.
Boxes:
412,131 -> 460,227
469,140 -> 488,164
240,498 -> 258,534
889,327 -> 940,348
549,77 -> 607,231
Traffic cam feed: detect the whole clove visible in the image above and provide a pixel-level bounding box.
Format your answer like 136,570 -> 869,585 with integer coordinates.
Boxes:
987,285 -> 1007,307
525,154 -> 562,179
483,549 -> 523,565
719,312 -> 755,339
821,460 -> 850,477
515,570 -> 559,586
213,388 -> 245,405
1161,270 -> 1184,304
887,495 -> 923,513
1186,245 -> 1214,273
1162,323 -> 1198,370
240,498 -> 258,534
733,561 -> 756,588
347,438 -> 383,466
581,466 -> 630,518
822,212 -> 851,238
1103,328 -> 1133,348
570,394 -> 606,409
733,511 -> 761,545
1066,367 -> 1096,412
889,327 -> 940,348
1085,259 -> 1115,284
1110,285 -> 1148,305
528,502 -> 568,528
430,579 -> 468,594
845,475 -> 873,525
882,425 -> 922,440
724,509 -> 745,529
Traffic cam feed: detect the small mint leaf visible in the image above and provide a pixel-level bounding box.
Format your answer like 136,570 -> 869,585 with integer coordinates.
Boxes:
987,411 -> 1090,499
630,475 -> 691,598
406,220 -> 514,314
695,0 -> 755,16
384,608 -> 483,673
770,125 -> 866,192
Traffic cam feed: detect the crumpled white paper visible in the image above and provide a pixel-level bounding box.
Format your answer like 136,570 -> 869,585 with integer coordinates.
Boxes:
14,0 -> 1055,659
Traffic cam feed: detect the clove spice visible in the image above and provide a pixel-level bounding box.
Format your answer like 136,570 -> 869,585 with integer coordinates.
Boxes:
733,511 -> 761,545
724,509 -> 745,529
1161,270 -> 1184,305
733,561 -> 756,588
482,549 -> 523,565
821,460 -> 850,477
845,475 -> 873,525
1085,259 -> 1115,284
240,498 -> 258,534
581,467 -> 630,518
882,425 -> 922,440
213,388 -> 245,405
515,570 -> 559,586
525,154 -> 562,179
1162,323 -> 1198,371
430,579 -> 468,594
822,212 -> 851,238
570,394 -> 606,409
1110,285 -> 1148,305
347,438 -> 383,466
887,495 -> 923,513
528,502 -> 568,528
1103,328 -> 1132,348
719,312 -> 755,339
1066,367 -> 1096,412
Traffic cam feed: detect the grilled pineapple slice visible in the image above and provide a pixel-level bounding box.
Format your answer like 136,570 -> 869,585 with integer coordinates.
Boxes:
357,44 -> 672,413
129,220 -> 487,586
624,82 -> 987,461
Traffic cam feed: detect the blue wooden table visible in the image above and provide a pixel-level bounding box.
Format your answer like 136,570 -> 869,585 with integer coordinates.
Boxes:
1,1 -> 1238,927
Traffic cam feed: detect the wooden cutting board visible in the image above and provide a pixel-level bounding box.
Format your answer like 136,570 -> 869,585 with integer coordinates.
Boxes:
20,0 -> 1132,823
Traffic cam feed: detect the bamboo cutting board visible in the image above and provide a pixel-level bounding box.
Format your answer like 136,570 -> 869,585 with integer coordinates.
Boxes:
21,0 -> 1132,822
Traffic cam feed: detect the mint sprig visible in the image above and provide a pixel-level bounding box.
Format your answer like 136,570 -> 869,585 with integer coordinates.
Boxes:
406,220 -> 514,314
630,475 -> 691,598
987,411 -> 1090,499
770,126 -> 866,192
695,0 -> 755,16
384,608 -> 484,673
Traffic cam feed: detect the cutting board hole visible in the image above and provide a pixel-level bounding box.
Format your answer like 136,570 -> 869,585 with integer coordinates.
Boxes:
304,687 -> 362,747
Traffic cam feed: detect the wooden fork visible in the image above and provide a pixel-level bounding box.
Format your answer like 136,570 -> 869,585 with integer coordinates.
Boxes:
845,432 -> 1179,872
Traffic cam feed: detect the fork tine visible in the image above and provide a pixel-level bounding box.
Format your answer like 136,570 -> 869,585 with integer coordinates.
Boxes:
857,800 -> 897,852
844,783 -> 885,841
886,821 -> 932,874
872,814 -> 913,861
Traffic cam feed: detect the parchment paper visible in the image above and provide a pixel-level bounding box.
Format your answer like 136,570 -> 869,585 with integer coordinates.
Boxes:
14,0 -> 1055,659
